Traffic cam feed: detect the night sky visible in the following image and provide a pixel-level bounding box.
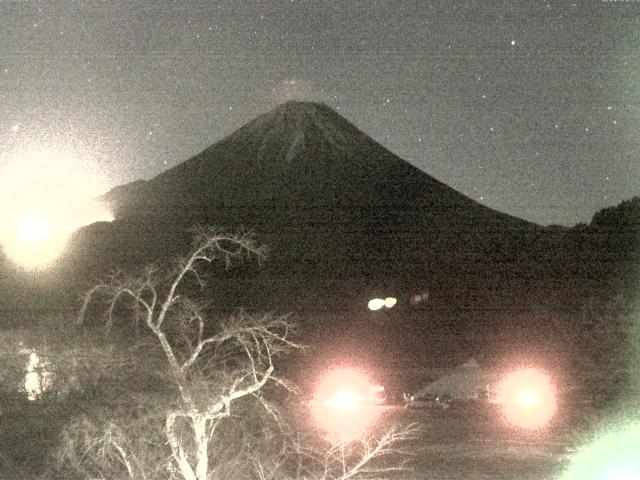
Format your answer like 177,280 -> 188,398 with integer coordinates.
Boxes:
1,0 -> 638,226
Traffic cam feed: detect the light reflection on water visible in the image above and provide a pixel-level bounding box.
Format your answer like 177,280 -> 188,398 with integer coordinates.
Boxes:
19,347 -> 54,400
311,404 -> 381,442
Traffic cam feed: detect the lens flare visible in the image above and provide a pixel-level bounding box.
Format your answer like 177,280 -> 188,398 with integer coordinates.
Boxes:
368,298 -> 385,311
311,368 -> 380,441
498,368 -> 557,429
18,217 -> 51,245
0,145 -> 113,268
384,297 -> 397,308
332,390 -> 359,411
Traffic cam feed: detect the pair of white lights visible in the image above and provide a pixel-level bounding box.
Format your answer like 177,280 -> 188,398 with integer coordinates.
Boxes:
367,297 -> 397,311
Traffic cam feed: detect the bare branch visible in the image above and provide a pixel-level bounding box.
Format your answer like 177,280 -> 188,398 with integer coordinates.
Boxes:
78,283 -> 108,325
74,228 -> 302,480
336,424 -> 421,480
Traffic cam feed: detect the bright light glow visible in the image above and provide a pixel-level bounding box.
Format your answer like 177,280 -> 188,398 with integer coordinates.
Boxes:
561,423 -> 640,480
315,369 -> 371,406
497,368 -> 556,430
0,145 -> 113,268
18,217 -> 51,245
368,298 -> 385,311
270,78 -> 316,103
22,349 -> 53,401
369,297 -> 397,310
311,368 -> 381,441
518,390 -> 539,406
331,390 -> 359,411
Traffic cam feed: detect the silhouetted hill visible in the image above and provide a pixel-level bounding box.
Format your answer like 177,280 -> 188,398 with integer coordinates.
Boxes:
3,102 -> 637,369
75,101 -> 544,312
104,102 -> 530,228
564,197 -> 640,296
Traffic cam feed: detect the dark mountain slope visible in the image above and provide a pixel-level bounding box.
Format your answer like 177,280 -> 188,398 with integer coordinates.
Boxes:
81,101 -> 545,312
7,102 -> 637,370
105,101 -> 529,227
99,103 -> 532,254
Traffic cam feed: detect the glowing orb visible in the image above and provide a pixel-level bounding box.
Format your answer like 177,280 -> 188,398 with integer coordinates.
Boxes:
311,368 -> 380,441
18,217 -> 50,245
3,220 -> 69,269
315,369 -> 371,405
561,423 -> 640,480
518,390 -> 538,406
368,298 -> 385,311
332,390 -> 359,411
0,145 -> 113,268
498,368 -> 557,429
384,297 -> 397,308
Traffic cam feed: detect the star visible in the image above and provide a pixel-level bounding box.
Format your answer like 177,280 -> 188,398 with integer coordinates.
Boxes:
511,40 -> 516,46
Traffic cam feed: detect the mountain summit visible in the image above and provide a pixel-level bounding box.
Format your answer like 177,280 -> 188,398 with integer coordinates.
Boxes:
89,101 -> 538,310
104,101 -> 529,227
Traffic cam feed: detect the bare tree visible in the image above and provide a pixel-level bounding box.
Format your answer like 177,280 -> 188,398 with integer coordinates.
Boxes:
75,228 -> 300,480
282,424 -> 421,480
61,228 -> 419,480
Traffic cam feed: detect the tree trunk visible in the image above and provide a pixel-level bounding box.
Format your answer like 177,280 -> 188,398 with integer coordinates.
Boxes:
166,412 -> 197,480
194,416 -> 209,480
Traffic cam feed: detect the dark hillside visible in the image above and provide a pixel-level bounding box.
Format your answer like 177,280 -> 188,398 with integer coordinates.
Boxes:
3,103 -> 637,370
79,102 -> 540,312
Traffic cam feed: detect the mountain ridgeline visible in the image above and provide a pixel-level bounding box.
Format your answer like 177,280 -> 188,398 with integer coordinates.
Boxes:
78,102 -> 544,309
24,101 -> 638,367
